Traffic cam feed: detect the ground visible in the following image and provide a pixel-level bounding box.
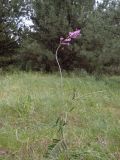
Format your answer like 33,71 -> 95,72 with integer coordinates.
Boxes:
0,71 -> 120,160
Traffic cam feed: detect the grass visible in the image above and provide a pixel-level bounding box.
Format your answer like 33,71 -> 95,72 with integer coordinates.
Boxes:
0,71 -> 120,160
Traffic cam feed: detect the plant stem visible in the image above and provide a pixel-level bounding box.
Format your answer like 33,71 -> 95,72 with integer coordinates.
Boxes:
55,44 -> 63,88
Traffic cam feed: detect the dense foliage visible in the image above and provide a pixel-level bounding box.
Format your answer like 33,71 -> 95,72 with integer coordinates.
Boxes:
0,0 -> 120,74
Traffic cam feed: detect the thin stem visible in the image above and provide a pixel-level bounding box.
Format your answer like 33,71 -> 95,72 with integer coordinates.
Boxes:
55,44 -> 63,88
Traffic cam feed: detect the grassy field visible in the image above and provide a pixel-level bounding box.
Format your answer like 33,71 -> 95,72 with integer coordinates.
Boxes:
0,71 -> 120,160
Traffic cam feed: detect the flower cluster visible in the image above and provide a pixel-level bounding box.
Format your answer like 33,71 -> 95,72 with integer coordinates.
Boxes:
60,29 -> 81,46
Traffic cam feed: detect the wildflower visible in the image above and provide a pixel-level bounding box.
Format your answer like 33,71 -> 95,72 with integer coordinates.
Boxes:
68,29 -> 81,39
60,28 -> 81,46
56,28 -> 81,87
60,36 -> 71,46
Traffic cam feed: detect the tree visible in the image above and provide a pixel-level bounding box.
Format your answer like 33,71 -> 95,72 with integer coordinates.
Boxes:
19,0 -> 95,71
80,0 -> 120,74
1,0 -> 119,74
0,0 -> 32,56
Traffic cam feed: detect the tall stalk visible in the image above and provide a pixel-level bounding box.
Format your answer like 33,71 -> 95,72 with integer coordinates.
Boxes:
55,44 -> 63,88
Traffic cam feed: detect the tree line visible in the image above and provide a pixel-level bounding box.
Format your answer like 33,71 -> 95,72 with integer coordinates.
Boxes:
0,0 -> 120,74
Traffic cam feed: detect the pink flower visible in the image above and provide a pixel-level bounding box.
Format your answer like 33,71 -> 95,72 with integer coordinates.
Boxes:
60,36 -> 71,46
69,29 -> 81,39
60,29 -> 81,46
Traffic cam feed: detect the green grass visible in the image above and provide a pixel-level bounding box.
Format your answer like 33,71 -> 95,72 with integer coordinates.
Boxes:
0,71 -> 120,160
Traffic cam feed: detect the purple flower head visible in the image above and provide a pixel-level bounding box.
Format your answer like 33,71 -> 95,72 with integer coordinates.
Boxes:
60,36 -> 71,46
69,29 -> 81,39
60,29 -> 81,46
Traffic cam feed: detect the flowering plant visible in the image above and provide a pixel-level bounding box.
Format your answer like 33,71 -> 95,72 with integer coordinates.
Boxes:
56,29 -> 81,87
60,29 -> 81,46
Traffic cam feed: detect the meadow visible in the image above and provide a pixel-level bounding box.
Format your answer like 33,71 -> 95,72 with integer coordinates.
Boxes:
0,71 -> 120,160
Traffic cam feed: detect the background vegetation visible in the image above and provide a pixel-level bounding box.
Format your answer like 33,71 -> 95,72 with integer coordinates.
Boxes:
0,0 -> 120,74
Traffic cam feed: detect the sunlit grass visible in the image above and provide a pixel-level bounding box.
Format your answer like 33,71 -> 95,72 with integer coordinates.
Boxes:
0,71 -> 120,159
